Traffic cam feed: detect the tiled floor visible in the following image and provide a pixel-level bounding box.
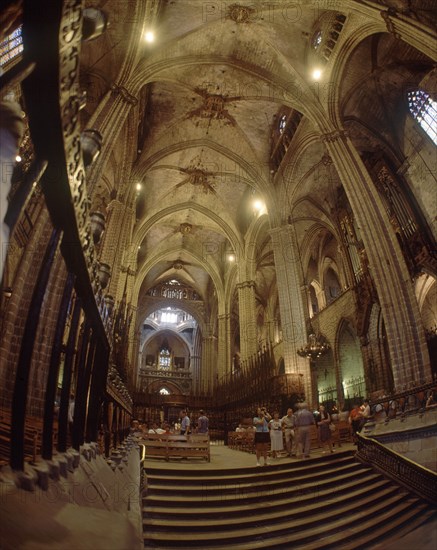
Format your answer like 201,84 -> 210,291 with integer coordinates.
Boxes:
143,442 -> 356,470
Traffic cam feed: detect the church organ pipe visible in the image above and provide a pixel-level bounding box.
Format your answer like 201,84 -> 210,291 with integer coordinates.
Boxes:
10,227 -> 62,471
42,272 -> 76,459
339,215 -> 364,284
375,167 -> 417,240
57,297 -> 82,453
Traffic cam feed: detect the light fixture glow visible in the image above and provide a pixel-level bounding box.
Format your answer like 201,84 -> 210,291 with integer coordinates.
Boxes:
136,183 -> 142,191
144,31 -> 155,43
312,68 -> 322,80
15,155 -> 22,162
253,200 -> 263,211
228,254 -> 235,262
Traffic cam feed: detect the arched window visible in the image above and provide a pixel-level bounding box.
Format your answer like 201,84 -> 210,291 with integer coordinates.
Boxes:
278,114 -> 287,134
312,30 -> 322,50
0,26 -> 23,67
407,90 -> 437,145
159,347 -> 171,369
325,267 -> 341,304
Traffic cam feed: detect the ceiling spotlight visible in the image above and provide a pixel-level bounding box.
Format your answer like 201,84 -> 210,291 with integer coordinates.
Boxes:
136,183 -> 142,191
144,31 -> 155,43
312,68 -> 322,80
227,254 -> 235,262
253,200 -> 263,211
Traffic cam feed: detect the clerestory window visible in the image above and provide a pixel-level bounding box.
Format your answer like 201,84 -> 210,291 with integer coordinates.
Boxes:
407,90 -> 437,145
0,26 -> 23,67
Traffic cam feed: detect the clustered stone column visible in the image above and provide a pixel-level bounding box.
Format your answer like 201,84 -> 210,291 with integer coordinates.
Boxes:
323,130 -> 431,389
236,280 -> 258,361
98,198 -> 135,300
217,312 -> 231,380
201,333 -> 217,394
270,224 -> 313,406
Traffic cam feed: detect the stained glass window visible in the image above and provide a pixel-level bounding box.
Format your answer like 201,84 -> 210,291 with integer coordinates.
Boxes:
312,30 -> 323,50
159,348 -> 171,370
0,26 -> 23,67
407,90 -> 437,145
278,114 -> 287,135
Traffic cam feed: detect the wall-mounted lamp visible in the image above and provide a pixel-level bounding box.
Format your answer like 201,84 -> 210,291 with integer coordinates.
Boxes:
3,287 -> 12,299
97,262 -> 111,289
81,129 -> 103,167
89,211 -> 106,244
82,8 -> 108,41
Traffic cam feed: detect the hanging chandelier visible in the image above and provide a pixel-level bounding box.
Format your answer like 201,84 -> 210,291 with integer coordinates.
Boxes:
297,333 -> 330,360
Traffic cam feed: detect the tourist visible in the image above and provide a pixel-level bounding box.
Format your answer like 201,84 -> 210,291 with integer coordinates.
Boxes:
349,403 -> 362,443
253,406 -> 271,466
281,407 -> 296,457
269,411 -> 284,459
316,404 -> 333,454
148,422 -> 165,434
179,409 -> 190,436
197,410 -> 209,433
294,403 -> 315,459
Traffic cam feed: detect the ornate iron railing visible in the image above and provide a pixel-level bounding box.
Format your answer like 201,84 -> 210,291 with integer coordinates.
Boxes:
139,368 -> 192,380
356,433 -> 437,504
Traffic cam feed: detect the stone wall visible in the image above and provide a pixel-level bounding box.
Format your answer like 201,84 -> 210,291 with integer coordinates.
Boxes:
363,408 -> 437,471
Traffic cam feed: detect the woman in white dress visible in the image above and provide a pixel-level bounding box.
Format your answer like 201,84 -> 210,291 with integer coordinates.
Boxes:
269,411 -> 284,458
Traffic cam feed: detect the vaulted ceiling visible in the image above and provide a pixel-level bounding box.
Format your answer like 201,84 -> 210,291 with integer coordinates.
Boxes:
79,0 -> 435,329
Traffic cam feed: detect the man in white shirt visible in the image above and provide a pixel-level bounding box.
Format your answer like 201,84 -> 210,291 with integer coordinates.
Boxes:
180,409 -> 190,435
148,423 -> 165,434
281,408 -> 296,457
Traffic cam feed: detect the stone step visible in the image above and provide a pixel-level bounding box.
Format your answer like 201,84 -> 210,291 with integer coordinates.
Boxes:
146,460 -> 367,497
144,467 -> 379,506
143,473 -> 391,519
145,452 -> 355,484
143,496 -> 429,548
143,480 -> 401,531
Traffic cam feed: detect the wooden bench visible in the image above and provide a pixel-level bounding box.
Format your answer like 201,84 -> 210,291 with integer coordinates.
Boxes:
0,408 -> 60,465
141,433 -> 210,462
227,431 -> 255,453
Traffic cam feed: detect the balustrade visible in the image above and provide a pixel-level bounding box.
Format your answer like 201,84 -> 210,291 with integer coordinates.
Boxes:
356,433 -> 437,504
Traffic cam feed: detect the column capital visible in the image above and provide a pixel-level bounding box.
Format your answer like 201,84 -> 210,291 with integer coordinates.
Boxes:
320,129 -> 348,143
380,9 -> 402,39
109,83 -> 139,105
236,280 -> 256,290
217,313 -> 230,321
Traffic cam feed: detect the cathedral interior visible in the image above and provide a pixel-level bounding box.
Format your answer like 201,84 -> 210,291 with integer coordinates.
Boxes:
0,1 -> 436,549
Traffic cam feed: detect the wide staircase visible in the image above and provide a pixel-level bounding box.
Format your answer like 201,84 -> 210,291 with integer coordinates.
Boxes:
142,450 -> 436,549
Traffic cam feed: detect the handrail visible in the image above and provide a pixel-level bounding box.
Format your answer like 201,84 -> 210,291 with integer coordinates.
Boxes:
369,381 -> 436,407
355,432 -> 437,505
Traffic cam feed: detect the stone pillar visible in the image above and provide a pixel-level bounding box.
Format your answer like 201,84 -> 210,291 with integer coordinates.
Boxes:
191,355 -> 201,394
98,199 -> 134,299
270,225 -> 313,406
323,130 -> 431,388
379,9 -> 436,61
201,335 -> 217,394
217,313 -> 231,380
236,280 -> 258,361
